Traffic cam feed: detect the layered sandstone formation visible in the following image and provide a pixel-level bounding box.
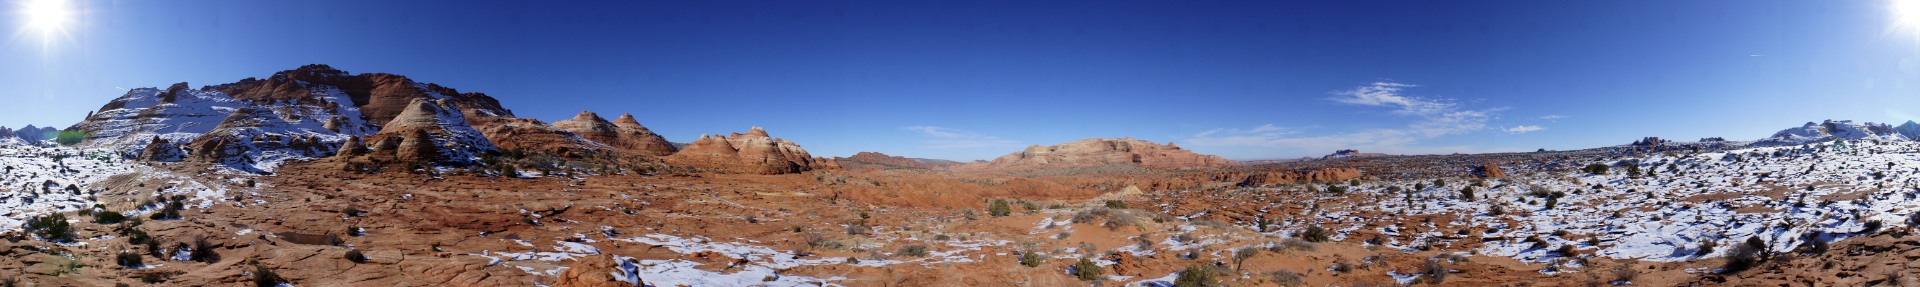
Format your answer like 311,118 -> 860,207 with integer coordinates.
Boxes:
961,138 -> 1236,172
551,111 -> 678,156
473,117 -> 604,157
666,127 -> 828,174
356,98 -> 497,164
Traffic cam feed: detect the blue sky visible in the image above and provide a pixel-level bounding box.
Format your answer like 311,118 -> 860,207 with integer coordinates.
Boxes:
3,0 -> 1918,160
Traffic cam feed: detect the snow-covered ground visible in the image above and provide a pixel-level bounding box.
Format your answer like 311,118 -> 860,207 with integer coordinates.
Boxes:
0,143 -> 133,233
1283,140 -> 1920,263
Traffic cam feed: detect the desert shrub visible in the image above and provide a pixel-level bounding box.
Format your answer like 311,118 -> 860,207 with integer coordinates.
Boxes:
1863,220 -> 1883,233
94,210 -> 127,224
1722,236 -> 1767,273
1524,235 -> 1549,250
805,233 -> 845,250
150,200 -> 183,220
1799,235 -> 1829,254
345,226 -> 363,237
1269,270 -> 1305,287
1231,247 -> 1258,271
24,213 -> 74,242
1489,205 -> 1506,216
1103,211 -> 1141,231
1583,163 -> 1609,175
845,223 -> 872,236
1611,261 -> 1639,284
1695,239 -> 1717,256
1072,209 -> 1100,223
1173,264 -> 1219,287
1554,244 -> 1576,255
1460,186 -> 1476,201
117,251 -> 144,268
1019,251 -> 1046,267
987,199 -> 1012,217
1331,259 -> 1355,273
1071,257 -> 1103,281
1300,225 -> 1332,242
341,207 -> 365,217
896,244 -> 929,257
1423,260 -> 1448,284
345,249 -> 367,263
190,236 -> 218,263
251,265 -> 284,287
1104,200 -> 1129,209
1270,238 -> 1316,253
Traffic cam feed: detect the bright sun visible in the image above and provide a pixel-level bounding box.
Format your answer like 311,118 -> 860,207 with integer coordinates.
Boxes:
21,0 -> 73,36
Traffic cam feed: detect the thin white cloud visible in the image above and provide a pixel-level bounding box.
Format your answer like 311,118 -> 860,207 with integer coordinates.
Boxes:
1504,125 -> 1546,134
1538,115 -> 1568,122
1188,82 -> 1500,155
903,126 -> 1022,149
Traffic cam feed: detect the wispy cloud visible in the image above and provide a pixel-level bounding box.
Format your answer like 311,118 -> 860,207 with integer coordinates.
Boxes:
1186,82 -> 1501,155
1504,125 -> 1546,134
903,126 -> 1022,149
1538,115 -> 1568,122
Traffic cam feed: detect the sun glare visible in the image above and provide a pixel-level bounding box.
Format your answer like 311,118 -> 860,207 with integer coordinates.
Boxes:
1898,0 -> 1920,33
16,0 -> 73,48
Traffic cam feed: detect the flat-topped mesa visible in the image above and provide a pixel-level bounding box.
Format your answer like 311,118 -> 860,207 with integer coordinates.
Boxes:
962,138 -> 1237,172
836,151 -> 962,170
666,127 -> 826,174
552,111 -> 678,157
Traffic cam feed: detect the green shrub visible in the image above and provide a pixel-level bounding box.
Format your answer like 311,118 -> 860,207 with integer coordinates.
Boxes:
1019,251 -> 1045,267
24,213 -> 74,242
1583,163 -> 1609,175
1071,257 -> 1103,281
987,199 -> 1012,217
1173,265 -> 1218,287
94,210 -> 127,224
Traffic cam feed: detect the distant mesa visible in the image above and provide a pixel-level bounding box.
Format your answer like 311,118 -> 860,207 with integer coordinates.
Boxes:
959,138 -> 1236,172
836,151 -> 961,171
666,126 -> 831,174
1753,119 -> 1910,147
1318,149 -> 1385,161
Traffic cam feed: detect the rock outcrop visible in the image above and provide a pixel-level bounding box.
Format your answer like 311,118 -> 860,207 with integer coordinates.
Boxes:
1897,120 -> 1920,141
1753,120 -> 1908,146
357,98 -> 497,164
666,127 -> 825,174
961,138 -> 1236,172
553,255 -> 644,287
136,136 -> 185,162
474,117 -> 603,157
551,111 -> 678,156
